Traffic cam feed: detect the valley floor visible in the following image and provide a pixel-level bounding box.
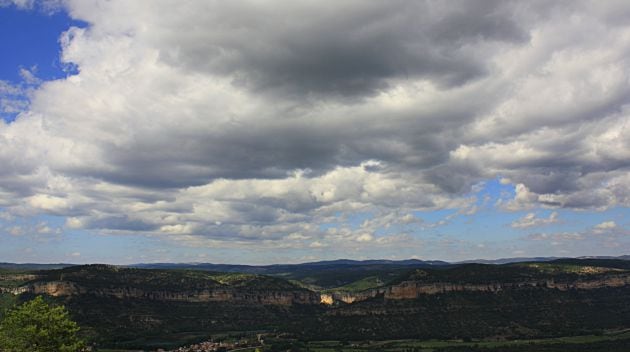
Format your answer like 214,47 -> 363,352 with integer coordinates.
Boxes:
304,330 -> 630,351
100,329 -> 630,352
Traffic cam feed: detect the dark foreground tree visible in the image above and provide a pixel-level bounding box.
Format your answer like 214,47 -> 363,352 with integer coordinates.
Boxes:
0,296 -> 85,352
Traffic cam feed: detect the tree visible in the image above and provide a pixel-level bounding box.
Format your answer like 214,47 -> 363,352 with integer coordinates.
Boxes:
0,296 -> 85,352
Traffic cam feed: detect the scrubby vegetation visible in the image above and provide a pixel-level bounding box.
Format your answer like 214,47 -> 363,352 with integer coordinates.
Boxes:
389,260 -> 630,286
39,264 -> 307,292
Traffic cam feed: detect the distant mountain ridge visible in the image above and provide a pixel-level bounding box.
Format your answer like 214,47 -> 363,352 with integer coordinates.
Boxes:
455,257 -> 566,264
131,258 -> 450,270
457,255 -> 630,265
2,256 -> 628,272
132,256 -> 630,269
0,262 -> 74,270
130,259 -> 451,289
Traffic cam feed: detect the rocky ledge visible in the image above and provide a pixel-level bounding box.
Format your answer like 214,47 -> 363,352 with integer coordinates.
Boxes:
15,280 -> 321,305
321,272 -> 630,304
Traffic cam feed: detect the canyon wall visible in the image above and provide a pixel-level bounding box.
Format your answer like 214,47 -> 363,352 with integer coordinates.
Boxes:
19,280 -> 321,305
326,273 -> 630,304
3,272 -> 630,306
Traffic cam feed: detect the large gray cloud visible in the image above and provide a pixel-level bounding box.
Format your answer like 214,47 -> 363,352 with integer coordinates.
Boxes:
143,0 -> 529,98
0,0 -> 629,248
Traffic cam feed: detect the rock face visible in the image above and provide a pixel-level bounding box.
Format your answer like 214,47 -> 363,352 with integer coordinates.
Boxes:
0,273 -> 40,294
20,280 -> 321,305
389,273 -> 630,298
3,264 -> 630,307
0,274 -> 39,281
324,273 -> 630,304
0,265 -> 323,306
0,286 -> 29,295
320,293 -> 334,305
7,275 -> 630,306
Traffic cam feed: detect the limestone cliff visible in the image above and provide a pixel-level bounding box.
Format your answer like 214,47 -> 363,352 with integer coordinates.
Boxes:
17,280 -> 321,305
6,274 -> 630,306
3,263 -> 630,307
324,272 -> 630,304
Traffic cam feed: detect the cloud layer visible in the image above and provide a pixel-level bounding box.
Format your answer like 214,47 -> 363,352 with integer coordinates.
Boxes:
1,1 -> 630,251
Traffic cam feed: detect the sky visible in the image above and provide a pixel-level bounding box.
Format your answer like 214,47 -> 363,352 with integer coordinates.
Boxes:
0,0 -> 629,265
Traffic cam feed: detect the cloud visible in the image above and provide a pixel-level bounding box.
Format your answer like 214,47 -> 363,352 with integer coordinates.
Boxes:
593,220 -> 618,234
7,225 -> 23,236
19,66 -> 41,85
523,220 -> 629,247
127,0 -> 527,99
309,241 -> 327,249
511,211 -> 559,229
595,221 -> 617,230
0,211 -> 14,221
36,223 -> 54,234
0,0 -> 33,9
27,194 -> 70,212
0,80 -> 29,119
1,217 -> 62,240
0,1 -> 629,252
355,233 -> 374,243
0,0 -> 64,13
525,232 -> 583,242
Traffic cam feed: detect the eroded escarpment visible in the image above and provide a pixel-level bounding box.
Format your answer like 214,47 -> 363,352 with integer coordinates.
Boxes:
19,280 -> 321,305
3,263 -> 630,307
324,272 -> 630,304
0,286 -> 30,295
6,275 -> 630,305
0,274 -> 39,282
0,273 -> 40,294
